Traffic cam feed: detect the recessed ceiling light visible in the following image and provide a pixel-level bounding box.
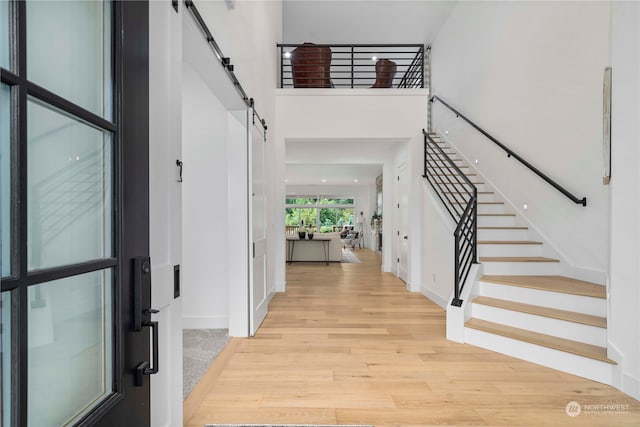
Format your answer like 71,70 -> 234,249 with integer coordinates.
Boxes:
284,51 -> 291,58
445,130 -> 449,135
284,179 -> 288,183
321,179 -> 326,183
523,203 -> 528,210
354,179 -> 359,183
371,56 -> 377,62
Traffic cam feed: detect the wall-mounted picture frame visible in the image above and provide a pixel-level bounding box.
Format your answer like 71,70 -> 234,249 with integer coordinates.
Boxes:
603,66 -> 612,185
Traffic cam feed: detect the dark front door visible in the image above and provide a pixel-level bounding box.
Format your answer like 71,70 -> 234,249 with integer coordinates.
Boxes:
0,1 -> 151,425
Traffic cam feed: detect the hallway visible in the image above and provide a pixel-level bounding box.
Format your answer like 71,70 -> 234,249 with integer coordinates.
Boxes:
184,250 -> 639,426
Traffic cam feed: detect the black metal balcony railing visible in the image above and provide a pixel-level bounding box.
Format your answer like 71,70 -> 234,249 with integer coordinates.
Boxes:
278,44 -> 424,89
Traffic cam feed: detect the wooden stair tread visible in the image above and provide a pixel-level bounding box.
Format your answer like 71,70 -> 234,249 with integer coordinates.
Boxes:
479,226 -> 527,229
433,181 -> 484,185
454,201 -> 502,205
480,256 -> 560,263
432,173 -> 476,176
478,213 -> 515,217
444,191 -> 493,194
478,240 -> 542,245
465,318 -> 616,364
472,296 -> 607,328
480,275 -> 606,299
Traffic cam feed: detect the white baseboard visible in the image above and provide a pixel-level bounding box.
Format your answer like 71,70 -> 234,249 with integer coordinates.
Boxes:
622,373 -> 640,401
420,286 -> 448,309
275,280 -> 286,292
182,315 -> 228,329
609,342 -> 640,400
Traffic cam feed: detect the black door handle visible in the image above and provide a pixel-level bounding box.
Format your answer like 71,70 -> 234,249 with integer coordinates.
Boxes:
133,256 -> 160,386
403,235 -> 408,239
135,318 -> 159,386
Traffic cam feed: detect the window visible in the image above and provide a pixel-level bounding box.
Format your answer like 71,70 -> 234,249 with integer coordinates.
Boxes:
285,195 -> 355,233
1,83 -> 10,277
0,1 -> 9,70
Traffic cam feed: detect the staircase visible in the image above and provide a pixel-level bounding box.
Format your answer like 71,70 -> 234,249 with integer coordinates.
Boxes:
426,132 -> 615,384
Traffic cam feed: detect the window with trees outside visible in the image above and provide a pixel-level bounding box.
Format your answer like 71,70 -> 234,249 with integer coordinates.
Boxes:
286,196 -> 355,233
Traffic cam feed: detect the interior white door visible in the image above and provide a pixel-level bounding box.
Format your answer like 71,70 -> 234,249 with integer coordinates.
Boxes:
149,2 -> 183,426
249,120 -> 268,335
397,162 -> 409,282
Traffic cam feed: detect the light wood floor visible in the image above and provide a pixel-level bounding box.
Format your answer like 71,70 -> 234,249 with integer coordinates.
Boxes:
184,250 -> 639,426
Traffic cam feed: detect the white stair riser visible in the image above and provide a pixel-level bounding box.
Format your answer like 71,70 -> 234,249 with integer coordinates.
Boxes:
464,328 -> 613,385
480,261 -> 561,275
442,193 -> 496,204
478,244 -> 543,257
476,204 -> 507,214
478,282 -> 606,316
477,216 -> 517,227
471,304 -> 606,347
478,229 -> 529,240
477,193 -> 496,202
433,182 -> 489,192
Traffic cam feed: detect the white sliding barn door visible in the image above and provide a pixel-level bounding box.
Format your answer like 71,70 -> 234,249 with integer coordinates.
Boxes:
249,120 -> 268,335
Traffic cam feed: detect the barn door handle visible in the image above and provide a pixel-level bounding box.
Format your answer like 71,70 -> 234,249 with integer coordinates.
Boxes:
176,159 -> 183,182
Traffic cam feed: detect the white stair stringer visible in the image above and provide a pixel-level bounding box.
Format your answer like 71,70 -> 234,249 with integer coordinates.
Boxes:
428,132 -> 614,386
464,327 -> 614,384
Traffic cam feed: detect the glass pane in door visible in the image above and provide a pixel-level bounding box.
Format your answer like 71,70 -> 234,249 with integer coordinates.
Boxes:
27,98 -> 112,271
28,269 -> 112,426
1,83 -> 10,276
0,0 -> 9,69
26,0 -> 112,119
1,292 -> 10,426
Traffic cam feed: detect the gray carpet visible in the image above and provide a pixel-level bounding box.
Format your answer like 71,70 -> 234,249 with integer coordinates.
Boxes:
183,329 -> 230,399
341,248 -> 362,263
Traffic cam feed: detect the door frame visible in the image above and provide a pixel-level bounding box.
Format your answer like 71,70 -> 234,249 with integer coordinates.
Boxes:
396,161 -> 409,283
92,1 -> 151,425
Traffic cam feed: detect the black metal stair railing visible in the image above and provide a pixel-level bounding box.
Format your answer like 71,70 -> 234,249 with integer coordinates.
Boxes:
430,95 -> 587,206
422,129 -> 477,307
278,44 -> 424,89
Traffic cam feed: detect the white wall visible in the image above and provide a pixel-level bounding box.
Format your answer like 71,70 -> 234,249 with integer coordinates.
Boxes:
195,0 -> 282,313
180,1 -> 281,335
431,1 -> 610,278
608,0 -> 640,400
275,89 -> 429,290
420,182 -> 455,309
181,63 -> 230,328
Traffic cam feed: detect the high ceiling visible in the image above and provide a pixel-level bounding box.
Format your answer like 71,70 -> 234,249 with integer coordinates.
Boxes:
283,0 -> 456,45
282,0 -> 455,185
282,1 -> 454,187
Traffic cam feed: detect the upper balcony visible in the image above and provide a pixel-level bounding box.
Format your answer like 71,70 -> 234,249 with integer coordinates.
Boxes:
278,43 -> 425,89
